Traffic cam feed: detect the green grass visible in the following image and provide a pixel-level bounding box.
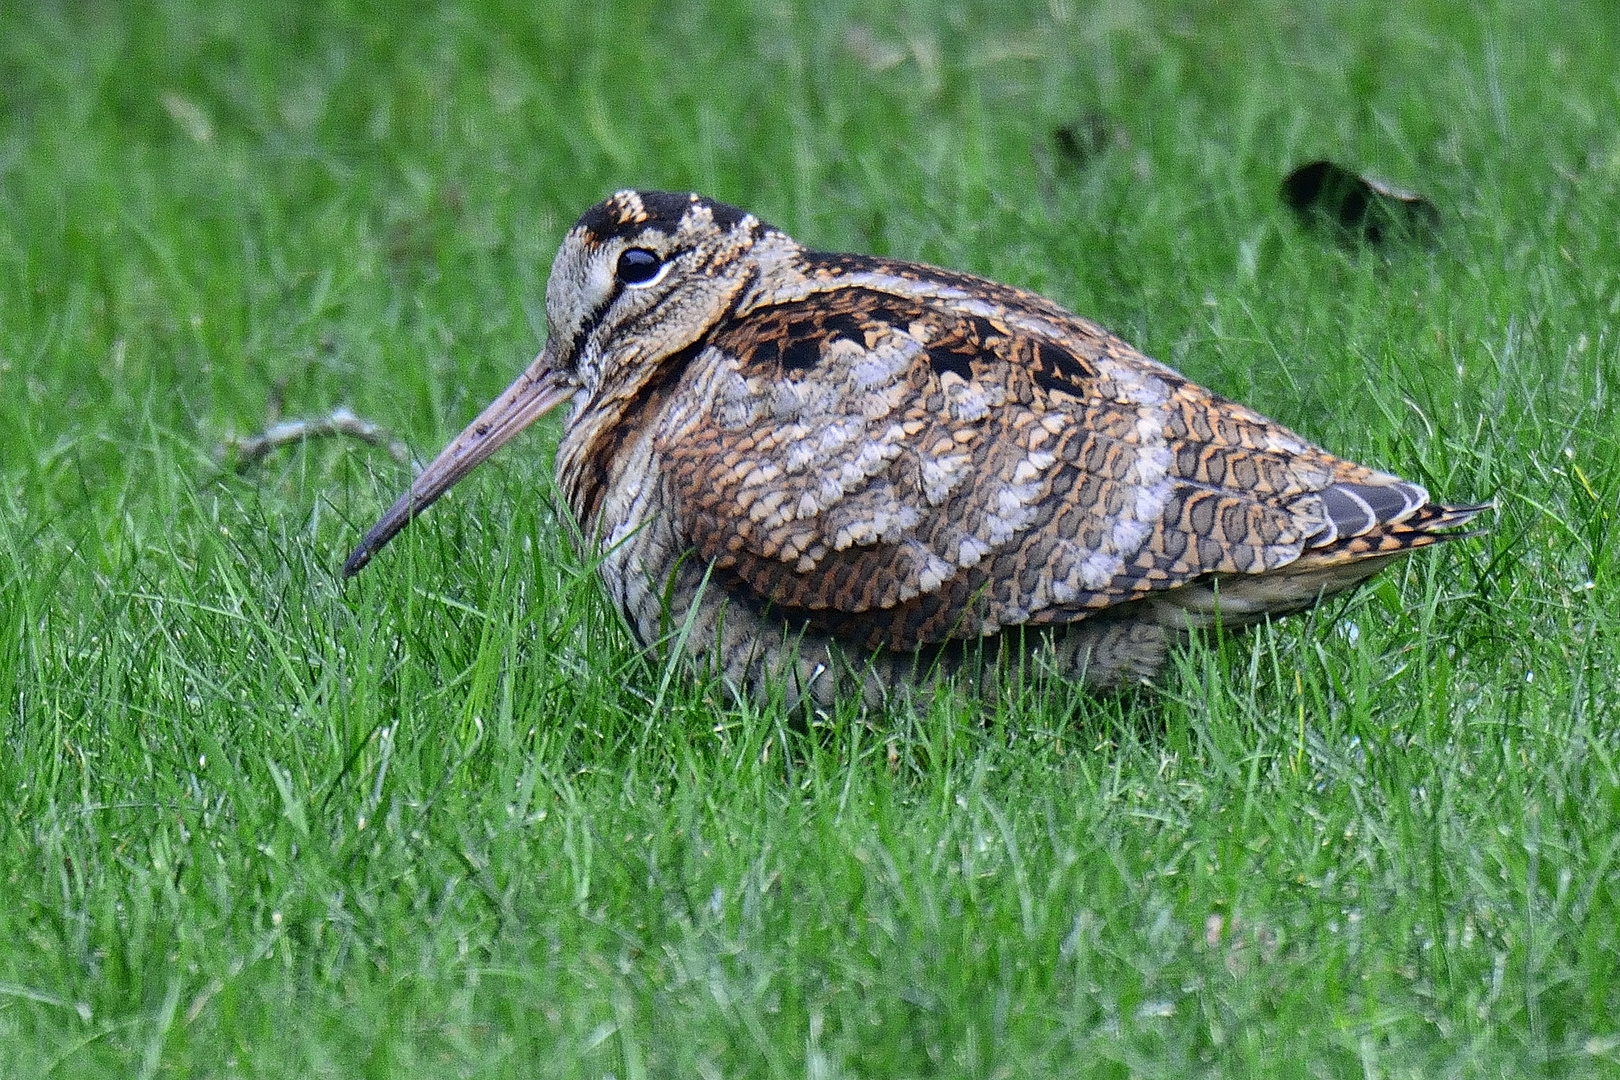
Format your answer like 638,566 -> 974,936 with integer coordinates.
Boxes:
3,0 -> 1619,1075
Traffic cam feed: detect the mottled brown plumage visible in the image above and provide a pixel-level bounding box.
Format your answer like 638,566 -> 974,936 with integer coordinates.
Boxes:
344,191 -> 1484,708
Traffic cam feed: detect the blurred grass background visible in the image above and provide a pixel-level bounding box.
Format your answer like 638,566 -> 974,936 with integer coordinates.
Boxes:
2,0 -> 1619,1075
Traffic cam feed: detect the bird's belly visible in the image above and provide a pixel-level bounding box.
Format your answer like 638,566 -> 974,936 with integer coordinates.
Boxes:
586,449 -> 846,709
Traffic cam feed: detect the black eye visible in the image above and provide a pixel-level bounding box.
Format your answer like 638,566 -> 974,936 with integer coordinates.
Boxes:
616,247 -> 663,285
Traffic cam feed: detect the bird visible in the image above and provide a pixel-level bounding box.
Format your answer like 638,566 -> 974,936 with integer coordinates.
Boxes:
343,190 -> 1484,710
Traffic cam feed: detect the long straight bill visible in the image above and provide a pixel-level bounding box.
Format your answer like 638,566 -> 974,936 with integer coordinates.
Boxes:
342,344 -> 570,577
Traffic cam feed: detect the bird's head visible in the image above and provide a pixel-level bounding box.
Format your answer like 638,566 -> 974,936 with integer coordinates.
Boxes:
342,190 -> 776,577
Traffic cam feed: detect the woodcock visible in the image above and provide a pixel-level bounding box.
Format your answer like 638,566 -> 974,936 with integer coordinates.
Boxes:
344,191 -> 1483,708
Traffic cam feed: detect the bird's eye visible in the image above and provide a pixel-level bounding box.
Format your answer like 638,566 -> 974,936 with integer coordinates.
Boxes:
616,248 -> 666,287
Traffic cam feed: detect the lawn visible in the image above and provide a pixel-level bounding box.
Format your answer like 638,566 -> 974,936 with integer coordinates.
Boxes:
3,0 -> 1619,1075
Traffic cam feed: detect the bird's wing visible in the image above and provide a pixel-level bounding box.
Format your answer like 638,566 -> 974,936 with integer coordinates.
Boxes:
657,283 -> 1449,650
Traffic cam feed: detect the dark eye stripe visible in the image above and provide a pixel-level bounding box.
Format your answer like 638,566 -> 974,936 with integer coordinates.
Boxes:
565,250 -> 670,360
